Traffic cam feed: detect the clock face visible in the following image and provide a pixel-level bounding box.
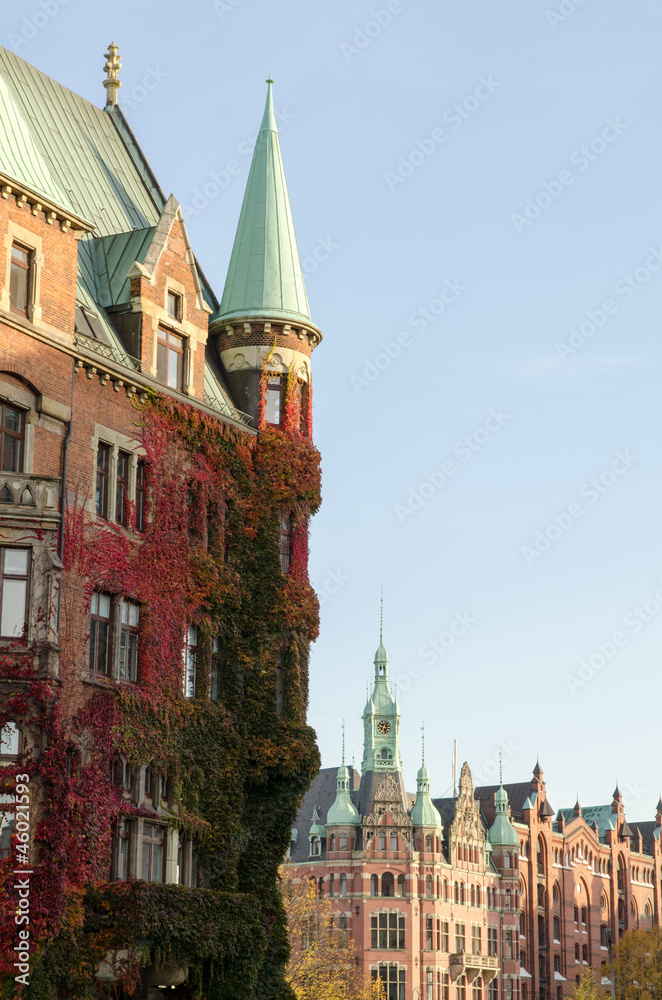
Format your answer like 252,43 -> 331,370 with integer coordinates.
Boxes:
377,720 -> 391,735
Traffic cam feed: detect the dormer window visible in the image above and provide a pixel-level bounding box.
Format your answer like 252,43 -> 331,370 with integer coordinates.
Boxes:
167,290 -> 181,320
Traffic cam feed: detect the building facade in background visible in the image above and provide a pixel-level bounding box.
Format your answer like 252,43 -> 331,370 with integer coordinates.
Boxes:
288,632 -> 661,1000
0,46 -> 321,998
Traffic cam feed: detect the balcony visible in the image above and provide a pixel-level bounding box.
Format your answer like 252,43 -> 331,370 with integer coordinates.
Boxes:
0,473 -> 61,530
449,953 -> 499,983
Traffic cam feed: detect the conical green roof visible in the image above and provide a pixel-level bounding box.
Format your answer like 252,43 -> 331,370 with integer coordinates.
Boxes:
488,784 -> 520,848
410,762 -> 442,828
216,81 -> 311,326
327,764 -> 360,826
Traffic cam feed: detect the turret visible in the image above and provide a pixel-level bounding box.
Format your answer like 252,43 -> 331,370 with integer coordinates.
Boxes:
211,80 -> 322,432
361,600 -> 401,774
488,783 -> 520,851
327,728 -> 360,829
409,733 -> 443,839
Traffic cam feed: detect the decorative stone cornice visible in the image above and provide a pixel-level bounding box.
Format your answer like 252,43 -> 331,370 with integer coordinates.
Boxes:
0,172 -> 95,235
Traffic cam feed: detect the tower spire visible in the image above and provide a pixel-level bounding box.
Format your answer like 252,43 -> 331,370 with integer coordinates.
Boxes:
499,746 -> 503,786
380,585 -> 384,645
421,723 -> 425,766
341,720 -> 345,766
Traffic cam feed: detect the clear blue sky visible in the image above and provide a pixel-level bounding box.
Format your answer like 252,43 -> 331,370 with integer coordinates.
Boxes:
8,0 -> 662,821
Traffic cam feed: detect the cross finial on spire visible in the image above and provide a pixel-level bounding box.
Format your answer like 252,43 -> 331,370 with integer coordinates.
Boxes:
103,42 -> 122,107
421,723 -> 426,765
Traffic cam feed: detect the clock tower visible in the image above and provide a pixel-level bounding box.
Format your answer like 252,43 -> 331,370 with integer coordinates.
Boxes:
361,608 -> 401,774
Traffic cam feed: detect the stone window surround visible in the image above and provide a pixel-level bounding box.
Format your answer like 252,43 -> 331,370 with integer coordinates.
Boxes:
91,424 -> 145,524
85,590 -> 142,685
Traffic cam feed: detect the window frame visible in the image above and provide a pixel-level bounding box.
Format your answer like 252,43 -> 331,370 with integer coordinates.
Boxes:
119,599 -> 140,683
156,326 -> 184,391
96,442 -> 111,519
135,458 -> 147,532
183,625 -> 197,698
141,822 -> 166,883
0,402 -> 25,474
115,449 -> 130,526
0,547 -> 31,640
166,290 -> 182,321
9,243 -> 32,316
264,375 -> 283,426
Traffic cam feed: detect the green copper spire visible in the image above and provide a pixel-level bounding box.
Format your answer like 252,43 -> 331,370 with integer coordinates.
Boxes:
362,595 -> 401,773
327,722 -> 360,827
410,724 -> 442,829
216,79 -> 312,326
488,763 -> 520,848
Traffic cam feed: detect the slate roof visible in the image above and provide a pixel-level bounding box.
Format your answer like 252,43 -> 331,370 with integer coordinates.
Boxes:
290,767 -> 362,863
0,46 -> 243,424
557,805 -> 617,840
475,782 -> 535,823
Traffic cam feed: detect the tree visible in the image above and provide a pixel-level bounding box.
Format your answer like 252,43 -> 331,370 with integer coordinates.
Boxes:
280,866 -> 383,1000
613,927 -> 662,1000
572,967 -> 607,1000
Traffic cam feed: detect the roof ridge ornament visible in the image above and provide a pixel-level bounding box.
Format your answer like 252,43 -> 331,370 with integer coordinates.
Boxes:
103,42 -> 121,107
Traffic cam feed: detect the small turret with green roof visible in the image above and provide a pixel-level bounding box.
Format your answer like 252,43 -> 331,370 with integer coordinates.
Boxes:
488,759 -> 520,849
409,728 -> 442,829
210,80 -> 322,427
327,725 -> 360,827
361,596 -> 401,774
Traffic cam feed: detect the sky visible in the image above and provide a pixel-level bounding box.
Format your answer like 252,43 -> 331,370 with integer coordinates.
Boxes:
5,0 -> 662,821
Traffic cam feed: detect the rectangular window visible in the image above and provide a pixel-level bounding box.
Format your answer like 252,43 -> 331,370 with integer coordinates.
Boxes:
457,976 -> 466,1000
0,403 -> 25,473
183,625 -> 197,697
113,819 -> 129,881
379,831 -> 387,851
115,450 -> 130,525
0,548 -> 30,638
442,972 -> 449,1000
157,328 -> 184,389
265,376 -> 282,425
9,243 -> 31,315
426,969 -> 433,1000
488,927 -> 498,956
390,832 -> 397,851
279,515 -> 292,574
472,926 -> 482,954
96,443 -> 110,518
425,916 -> 433,950
135,459 -> 147,532
210,636 -> 221,701
371,913 -> 405,949
456,922 -> 466,953
372,965 -> 405,1000
90,592 -> 112,674
167,291 -> 181,319
441,920 -> 449,952
141,823 -> 164,883
119,600 -> 139,682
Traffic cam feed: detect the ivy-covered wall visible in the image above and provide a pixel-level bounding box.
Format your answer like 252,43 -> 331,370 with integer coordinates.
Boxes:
0,378 -> 321,998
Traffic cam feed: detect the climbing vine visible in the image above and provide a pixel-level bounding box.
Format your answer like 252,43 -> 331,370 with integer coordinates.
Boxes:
0,373 -> 321,998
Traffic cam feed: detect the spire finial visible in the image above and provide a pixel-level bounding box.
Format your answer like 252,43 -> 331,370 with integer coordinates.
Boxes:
499,746 -> 503,786
260,77 -> 278,132
103,42 -> 122,107
380,586 -> 384,644
341,720 -> 346,766
421,723 -> 426,766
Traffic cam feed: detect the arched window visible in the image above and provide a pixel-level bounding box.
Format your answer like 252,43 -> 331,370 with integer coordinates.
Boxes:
329,874 -> 335,896
505,889 -> 512,910
397,874 -> 406,897
537,836 -> 545,875
318,877 -> 324,896
330,834 -> 335,851
460,882 -> 465,904
382,872 -> 394,897
454,881 -> 460,904
475,886 -> 481,907
443,879 -> 449,902
537,885 -> 545,907
553,916 -> 559,941
425,834 -> 433,851
574,906 -> 578,924
340,873 -> 347,897
520,912 -> 525,935
426,875 -> 433,897
309,836 -> 320,856
471,884 -> 476,906
504,852 -> 512,869
339,912 -> 347,947
370,874 -> 378,897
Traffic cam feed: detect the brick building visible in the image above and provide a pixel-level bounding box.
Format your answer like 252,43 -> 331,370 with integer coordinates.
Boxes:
0,45 -> 322,997
288,627 -> 661,1000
